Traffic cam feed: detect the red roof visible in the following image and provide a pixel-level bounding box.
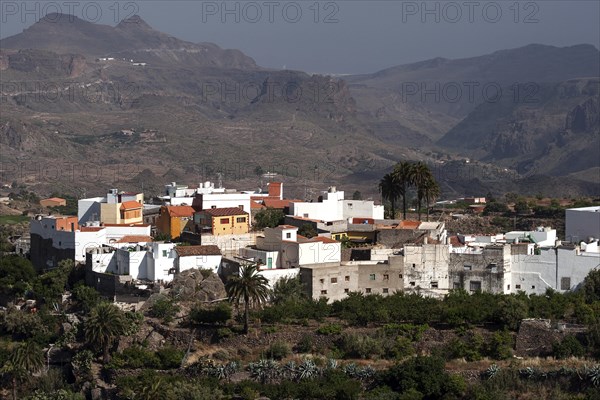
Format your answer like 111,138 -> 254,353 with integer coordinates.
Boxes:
263,199 -> 298,209
251,201 -> 266,210
400,220 -> 421,229
80,227 -> 104,232
165,205 -> 195,217
175,245 -> 222,256
120,201 -> 143,210
115,235 -> 153,243
274,225 -> 298,230
199,207 -> 248,217
43,197 -> 65,202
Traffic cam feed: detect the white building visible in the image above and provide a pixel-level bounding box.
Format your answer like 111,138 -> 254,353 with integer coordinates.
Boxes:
504,227 -> 557,247
290,186 -> 384,223
30,215 -> 151,269
162,181 -> 252,214
566,206 -> 600,243
87,244 -> 222,283
240,225 -> 341,269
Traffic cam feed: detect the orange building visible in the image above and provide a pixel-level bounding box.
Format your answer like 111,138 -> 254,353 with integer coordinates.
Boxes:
156,205 -> 195,240
40,197 -> 67,207
54,216 -> 78,231
194,207 -> 249,235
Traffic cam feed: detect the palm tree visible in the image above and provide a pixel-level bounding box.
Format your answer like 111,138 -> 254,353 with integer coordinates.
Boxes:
392,161 -> 413,220
379,172 -> 401,219
420,177 -> 441,221
1,341 -> 44,399
408,161 -> 435,221
84,302 -> 126,363
226,263 -> 270,334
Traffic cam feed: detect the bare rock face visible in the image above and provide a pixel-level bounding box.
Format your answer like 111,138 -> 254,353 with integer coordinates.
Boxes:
566,97 -> 600,133
1,122 -> 23,150
169,269 -> 227,302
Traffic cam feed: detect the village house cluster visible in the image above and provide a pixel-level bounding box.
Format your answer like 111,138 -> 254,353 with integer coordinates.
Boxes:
24,182 -> 600,302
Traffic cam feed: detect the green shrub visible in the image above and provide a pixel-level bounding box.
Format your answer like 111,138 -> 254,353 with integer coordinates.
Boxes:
191,303 -> 232,325
267,340 -> 291,360
156,346 -> 184,369
149,297 -> 180,323
296,335 -> 314,353
553,335 -> 585,359
486,330 -> 514,360
217,327 -> 234,340
317,323 -> 343,335
336,332 -> 382,359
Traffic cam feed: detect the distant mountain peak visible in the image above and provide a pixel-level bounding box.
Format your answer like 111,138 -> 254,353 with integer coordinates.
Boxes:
39,12 -> 85,24
116,15 -> 153,30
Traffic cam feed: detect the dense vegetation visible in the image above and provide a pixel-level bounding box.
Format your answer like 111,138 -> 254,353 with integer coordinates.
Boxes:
0,254 -> 599,399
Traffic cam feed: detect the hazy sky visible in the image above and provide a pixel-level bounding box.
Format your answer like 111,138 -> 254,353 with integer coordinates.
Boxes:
1,1 -> 599,74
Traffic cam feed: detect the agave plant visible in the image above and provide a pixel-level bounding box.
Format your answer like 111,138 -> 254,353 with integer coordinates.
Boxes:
356,365 -> 376,381
342,363 -> 359,378
519,366 -> 536,379
483,364 -> 500,380
325,358 -> 338,370
282,361 -> 298,380
588,365 -> 600,387
296,359 -> 319,381
248,359 -> 280,384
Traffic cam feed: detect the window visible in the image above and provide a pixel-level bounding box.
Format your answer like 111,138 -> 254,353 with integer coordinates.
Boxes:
561,277 -> 571,290
365,288 -> 371,293
220,218 -> 229,224
321,290 -> 327,295
383,288 -> 389,294
531,285 -> 535,289
399,274 -> 403,279
469,281 -> 481,292
286,232 -> 291,239
464,265 -> 472,271
516,284 -> 521,289
348,203 -> 353,208
507,284 -> 510,290
303,213 -> 309,218
331,277 -> 337,284
410,281 -> 416,286
344,288 -> 349,293
319,279 -> 325,284
412,263 -> 416,268
453,282 -> 461,289
211,205 -> 216,209
345,275 -> 350,281
236,217 -> 246,223
335,235 -> 341,240
383,274 -> 389,280
162,250 -> 168,257
431,281 -> 438,288
369,274 -> 376,281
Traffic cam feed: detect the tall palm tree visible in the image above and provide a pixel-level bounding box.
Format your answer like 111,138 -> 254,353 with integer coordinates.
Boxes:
1,341 -> 44,400
378,172 -> 401,219
84,302 -> 126,363
393,161 -> 413,220
226,263 -> 270,334
408,161 -> 435,221
420,177 -> 441,221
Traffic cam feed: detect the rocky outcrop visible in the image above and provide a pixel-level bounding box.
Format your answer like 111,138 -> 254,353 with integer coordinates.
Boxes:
169,269 -> 227,302
565,97 -> 600,133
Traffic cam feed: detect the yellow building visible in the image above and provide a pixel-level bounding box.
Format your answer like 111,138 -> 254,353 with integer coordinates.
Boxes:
195,207 -> 249,236
156,205 -> 195,240
100,192 -> 144,225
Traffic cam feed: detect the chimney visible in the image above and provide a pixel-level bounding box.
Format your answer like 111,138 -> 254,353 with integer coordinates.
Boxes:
268,182 -> 283,199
